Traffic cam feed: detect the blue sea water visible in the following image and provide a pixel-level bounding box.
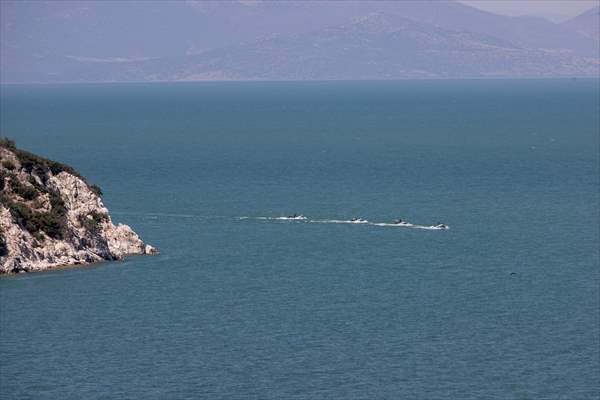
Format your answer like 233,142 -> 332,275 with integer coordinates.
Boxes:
0,80 -> 598,399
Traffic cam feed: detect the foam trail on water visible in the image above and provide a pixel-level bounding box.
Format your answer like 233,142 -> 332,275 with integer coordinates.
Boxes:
310,219 -> 369,224
238,216 -> 306,221
112,211 -> 227,220
238,216 -> 449,230
371,222 -> 414,228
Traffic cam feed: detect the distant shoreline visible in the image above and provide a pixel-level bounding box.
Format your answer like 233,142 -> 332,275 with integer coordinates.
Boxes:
1,76 -> 598,86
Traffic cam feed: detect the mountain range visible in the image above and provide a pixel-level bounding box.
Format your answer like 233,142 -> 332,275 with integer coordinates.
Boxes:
1,0 -> 598,82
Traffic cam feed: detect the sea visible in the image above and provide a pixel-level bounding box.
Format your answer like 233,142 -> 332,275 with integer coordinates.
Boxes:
0,80 -> 598,399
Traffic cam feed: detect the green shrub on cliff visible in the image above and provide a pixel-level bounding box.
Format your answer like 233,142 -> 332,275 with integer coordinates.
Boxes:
0,228 -> 7,257
0,138 -> 79,240
78,210 -> 107,233
2,160 -> 16,170
0,138 -> 15,149
0,171 -> 6,191
0,137 -> 102,196
10,176 -> 38,201
0,190 -> 69,240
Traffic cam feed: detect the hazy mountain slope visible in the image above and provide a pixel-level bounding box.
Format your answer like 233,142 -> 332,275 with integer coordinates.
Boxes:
149,13 -> 599,80
562,6 -> 600,41
1,1 -> 598,82
37,13 -> 599,82
369,1 -> 599,57
0,0 -> 368,82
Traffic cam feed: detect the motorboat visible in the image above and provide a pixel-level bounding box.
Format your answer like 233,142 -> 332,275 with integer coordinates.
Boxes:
284,214 -> 307,220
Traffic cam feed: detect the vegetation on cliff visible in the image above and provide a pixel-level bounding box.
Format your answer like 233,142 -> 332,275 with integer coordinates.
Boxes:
0,227 -> 7,257
0,138 -> 101,241
0,138 -> 102,195
1,138 -> 157,273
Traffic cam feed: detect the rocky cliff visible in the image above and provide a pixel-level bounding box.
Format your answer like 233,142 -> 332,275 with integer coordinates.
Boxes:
0,139 -> 157,273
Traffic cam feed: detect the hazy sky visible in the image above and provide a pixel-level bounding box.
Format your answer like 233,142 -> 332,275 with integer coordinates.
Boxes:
460,0 -> 599,21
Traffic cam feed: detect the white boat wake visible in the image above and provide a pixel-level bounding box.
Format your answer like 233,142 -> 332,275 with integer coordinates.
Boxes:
238,216 -> 449,230
371,222 -> 414,228
111,213 -> 448,229
310,219 -> 369,224
412,225 -> 450,230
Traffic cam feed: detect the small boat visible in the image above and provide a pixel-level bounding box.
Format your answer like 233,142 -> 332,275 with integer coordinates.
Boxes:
284,214 -> 307,220
392,219 -> 411,226
350,217 -> 368,224
432,223 -> 449,229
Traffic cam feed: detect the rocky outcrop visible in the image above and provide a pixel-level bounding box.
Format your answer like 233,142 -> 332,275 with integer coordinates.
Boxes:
0,139 -> 158,273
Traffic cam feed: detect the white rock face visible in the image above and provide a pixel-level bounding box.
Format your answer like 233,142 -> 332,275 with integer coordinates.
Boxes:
0,148 -> 158,273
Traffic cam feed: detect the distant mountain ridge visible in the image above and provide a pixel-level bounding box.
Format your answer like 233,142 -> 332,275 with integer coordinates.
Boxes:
108,12 -> 596,81
1,0 -> 598,82
562,6 -> 600,41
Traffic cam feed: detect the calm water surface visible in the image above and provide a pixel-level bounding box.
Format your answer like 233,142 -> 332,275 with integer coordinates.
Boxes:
1,80 -> 598,399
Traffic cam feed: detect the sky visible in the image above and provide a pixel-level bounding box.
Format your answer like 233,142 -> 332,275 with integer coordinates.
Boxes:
459,0 -> 599,21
